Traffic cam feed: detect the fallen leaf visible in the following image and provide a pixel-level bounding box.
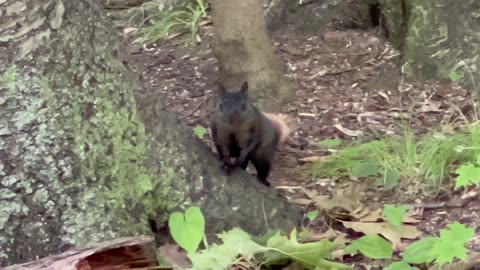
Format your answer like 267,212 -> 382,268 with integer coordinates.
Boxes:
301,229 -> 340,242
334,124 -> 364,137
298,156 -> 328,163
354,208 -> 383,222
289,198 -> 313,206
123,27 -> 137,34
299,187 -> 318,199
298,112 -> 316,117
314,184 -> 365,215
323,31 -> 350,40
417,101 -> 441,113
158,244 -> 192,268
307,67 -> 329,80
342,221 -> 422,248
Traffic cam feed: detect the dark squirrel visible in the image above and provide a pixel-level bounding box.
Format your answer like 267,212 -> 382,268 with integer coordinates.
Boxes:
210,81 -> 291,186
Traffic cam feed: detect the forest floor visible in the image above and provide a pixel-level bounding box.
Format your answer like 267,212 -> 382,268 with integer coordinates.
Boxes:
131,26 -> 480,269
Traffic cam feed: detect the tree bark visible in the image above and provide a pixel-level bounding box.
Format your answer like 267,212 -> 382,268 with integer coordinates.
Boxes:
380,0 -> 480,89
0,0 -> 301,266
210,0 -> 292,110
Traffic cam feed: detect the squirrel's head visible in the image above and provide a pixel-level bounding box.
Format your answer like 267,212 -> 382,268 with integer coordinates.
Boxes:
217,81 -> 254,123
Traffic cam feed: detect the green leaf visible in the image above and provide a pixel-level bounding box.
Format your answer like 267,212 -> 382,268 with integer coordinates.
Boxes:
168,206 -> 205,253
306,210 -> 319,222
342,243 -> 358,256
454,163 -> 480,189
448,70 -> 464,82
350,163 -> 380,178
218,228 -> 267,260
430,222 -> 474,265
385,261 -> 419,270
381,170 -> 401,190
188,244 -> 236,269
402,237 -> 438,264
349,235 -> 393,259
318,139 -> 342,148
189,228 -> 266,269
265,229 -> 350,270
194,126 -> 207,139
252,229 -> 280,246
382,205 -> 408,228
403,223 -> 474,266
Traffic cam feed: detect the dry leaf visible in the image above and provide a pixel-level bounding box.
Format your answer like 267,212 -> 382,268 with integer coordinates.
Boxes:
299,187 -> 318,199
307,67 -> 329,80
298,156 -> 327,163
289,198 -> 313,206
314,184 -> 364,216
417,101 -> 441,112
301,229 -> 340,242
123,27 -> 137,34
334,124 -> 364,137
342,221 -> 422,248
298,112 -> 316,117
159,244 -> 192,268
354,208 -> 383,222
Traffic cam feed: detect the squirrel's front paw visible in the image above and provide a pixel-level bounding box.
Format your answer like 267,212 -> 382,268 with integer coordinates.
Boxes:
220,158 -> 234,175
221,163 -> 233,175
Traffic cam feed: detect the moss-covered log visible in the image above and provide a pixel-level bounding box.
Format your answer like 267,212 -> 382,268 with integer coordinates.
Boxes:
380,0 -> 480,88
0,0 -> 301,266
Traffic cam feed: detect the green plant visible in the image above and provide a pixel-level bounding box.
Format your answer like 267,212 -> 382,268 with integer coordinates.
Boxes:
344,222 -> 474,269
344,235 -> 393,259
300,126 -> 473,194
194,126 -> 207,139
385,261 -> 419,270
401,222 -> 474,266
306,210 -> 319,222
454,153 -> 480,189
166,207 -> 350,269
139,0 -> 208,44
168,206 -> 206,253
448,70 -> 464,83
318,138 -> 342,149
382,205 -> 409,228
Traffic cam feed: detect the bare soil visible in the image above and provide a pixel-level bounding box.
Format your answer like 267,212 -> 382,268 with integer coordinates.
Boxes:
131,26 -> 480,269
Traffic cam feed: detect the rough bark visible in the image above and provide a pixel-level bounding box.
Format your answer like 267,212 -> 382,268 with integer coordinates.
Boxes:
380,0 -> 480,89
210,0 -> 292,111
0,0 -> 301,266
264,0 -> 378,33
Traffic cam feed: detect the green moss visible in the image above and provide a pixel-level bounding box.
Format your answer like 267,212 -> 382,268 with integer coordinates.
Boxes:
0,63 -> 180,246
379,0 -> 407,50
1,66 -> 17,92
394,0 -> 480,86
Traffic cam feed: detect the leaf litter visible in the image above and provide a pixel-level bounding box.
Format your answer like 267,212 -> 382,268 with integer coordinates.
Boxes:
130,25 -> 480,269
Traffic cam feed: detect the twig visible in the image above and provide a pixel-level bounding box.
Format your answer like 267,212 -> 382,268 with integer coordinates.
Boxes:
409,192 -> 478,210
184,96 -> 207,117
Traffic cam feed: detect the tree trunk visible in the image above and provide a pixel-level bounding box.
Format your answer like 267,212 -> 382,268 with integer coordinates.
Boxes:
0,0 -> 301,266
380,0 -> 480,89
210,0 -> 292,110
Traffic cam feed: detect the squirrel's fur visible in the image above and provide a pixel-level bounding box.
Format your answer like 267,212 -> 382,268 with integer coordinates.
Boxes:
210,81 -> 291,186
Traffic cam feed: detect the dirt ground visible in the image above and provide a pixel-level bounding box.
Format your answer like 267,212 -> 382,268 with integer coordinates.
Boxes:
131,26 -> 480,269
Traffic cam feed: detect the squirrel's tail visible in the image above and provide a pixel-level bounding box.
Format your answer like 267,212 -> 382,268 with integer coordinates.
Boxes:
262,112 -> 293,143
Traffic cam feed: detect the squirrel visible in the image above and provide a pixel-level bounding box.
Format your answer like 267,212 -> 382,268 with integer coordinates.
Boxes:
210,81 -> 291,187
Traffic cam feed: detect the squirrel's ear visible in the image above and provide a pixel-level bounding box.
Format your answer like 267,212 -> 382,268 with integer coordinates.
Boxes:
240,81 -> 248,95
218,83 -> 226,97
